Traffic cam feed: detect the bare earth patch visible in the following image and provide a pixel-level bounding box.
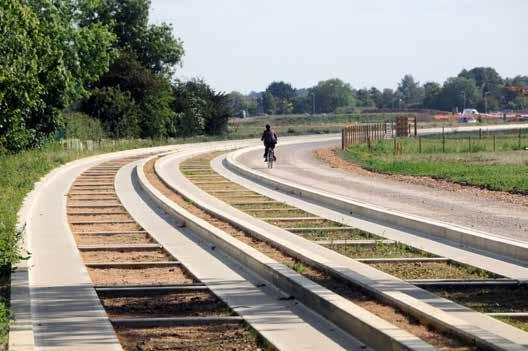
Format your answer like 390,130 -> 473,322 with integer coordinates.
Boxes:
81,249 -> 172,263
100,291 -> 232,318
115,324 -> 264,351
75,233 -> 152,245
88,266 -> 194,285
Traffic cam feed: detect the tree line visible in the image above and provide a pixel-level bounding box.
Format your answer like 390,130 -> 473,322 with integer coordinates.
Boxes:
228,68 -> 528,117
1,0 -> 231,152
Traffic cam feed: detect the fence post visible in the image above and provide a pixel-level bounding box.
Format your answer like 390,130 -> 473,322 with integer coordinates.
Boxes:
341,129 -> 345,150
479,128 -> 482,140
519,128 -> 522,149
418,137 -> 422,153
442,127 -> 445,153
393,136 -> 397,156
468,136 -> 471,152
493,134 -> 496,152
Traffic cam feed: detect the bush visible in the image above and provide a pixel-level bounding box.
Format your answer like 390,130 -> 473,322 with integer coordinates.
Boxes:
61,113 -> 106,140
82,87 -> 140,138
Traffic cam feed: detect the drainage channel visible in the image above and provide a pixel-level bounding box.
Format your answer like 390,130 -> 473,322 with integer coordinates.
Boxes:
180,152 -> 528,338
146,155 -> 483,351
67,157 -> 274,351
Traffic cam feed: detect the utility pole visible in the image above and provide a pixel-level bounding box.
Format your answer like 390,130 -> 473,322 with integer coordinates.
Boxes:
462,91 -> 466,110
311,93 -> 315,115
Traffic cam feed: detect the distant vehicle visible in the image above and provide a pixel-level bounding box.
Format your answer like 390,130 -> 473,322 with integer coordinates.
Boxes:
459,108 -> 479,123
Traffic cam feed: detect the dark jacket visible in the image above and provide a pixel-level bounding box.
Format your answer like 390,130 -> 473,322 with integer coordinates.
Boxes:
261,129 -> 278,145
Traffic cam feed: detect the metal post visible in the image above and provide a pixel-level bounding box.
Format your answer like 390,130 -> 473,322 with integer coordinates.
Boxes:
493,134 -> 496,152
442,127 -> 445,153
418,137 -> 422,153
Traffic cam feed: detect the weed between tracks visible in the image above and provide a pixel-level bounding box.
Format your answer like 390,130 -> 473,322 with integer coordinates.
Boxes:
146,157 -> 477,350
425,285 -> 528,313
327,242 -> 433,259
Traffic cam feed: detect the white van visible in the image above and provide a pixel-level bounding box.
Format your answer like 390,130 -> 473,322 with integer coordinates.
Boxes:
459,109 -> 479,123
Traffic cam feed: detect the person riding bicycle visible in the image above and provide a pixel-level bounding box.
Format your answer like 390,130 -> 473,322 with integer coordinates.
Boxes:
261,124 -> 278,162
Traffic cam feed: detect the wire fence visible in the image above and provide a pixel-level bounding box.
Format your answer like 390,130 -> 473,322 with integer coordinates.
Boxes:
351,128 -> 527,156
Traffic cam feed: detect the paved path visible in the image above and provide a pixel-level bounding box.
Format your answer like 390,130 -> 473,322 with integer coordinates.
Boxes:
237,137 -> 528,243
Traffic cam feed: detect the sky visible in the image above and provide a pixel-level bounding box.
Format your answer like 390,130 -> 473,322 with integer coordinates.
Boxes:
150,0 -> 528,94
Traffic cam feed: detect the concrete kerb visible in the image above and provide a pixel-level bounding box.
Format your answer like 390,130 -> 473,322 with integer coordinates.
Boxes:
9,146 -> 189,351
125,156 -> 372,351
158,148 -> 528,350
8,141 -> 213,350
137,154 -> 436,351
226,145 -> 528,265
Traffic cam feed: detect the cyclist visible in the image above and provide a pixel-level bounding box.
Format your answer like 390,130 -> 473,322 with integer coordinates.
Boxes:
261,124 -> 278,162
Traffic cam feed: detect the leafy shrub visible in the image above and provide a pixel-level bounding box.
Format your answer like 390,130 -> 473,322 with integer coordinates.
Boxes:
61,113 -> 106,140
82,87 -> 140,138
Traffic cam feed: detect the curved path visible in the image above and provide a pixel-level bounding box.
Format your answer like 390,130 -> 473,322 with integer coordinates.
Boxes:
237,139 -> 528,243
11,125 -> 528,350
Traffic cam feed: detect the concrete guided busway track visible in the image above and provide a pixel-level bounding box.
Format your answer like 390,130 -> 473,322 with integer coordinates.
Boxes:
10,126 -> 528,350
152,136 -> 528,351
12,136 -> 370,351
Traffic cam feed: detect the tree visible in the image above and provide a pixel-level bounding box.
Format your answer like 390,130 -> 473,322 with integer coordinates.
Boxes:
380,89 -> 395,108
503,76 -> 528,110
261,92 -> 277,115
309,79 -> 356,113
459,67 -> 503,93
397,74 -> 424,107
171,79 -> 231,137
422,82 -> 441,109
266,82 -> 296,101
437,77 -> 481,112
264,82 -> 295,115
79,0 -> 184,74
355,89 -> 375,107
82,87 -> 140,138
0,0 -> 115,151
227,92 -> 246,116
368,87 -> 383,108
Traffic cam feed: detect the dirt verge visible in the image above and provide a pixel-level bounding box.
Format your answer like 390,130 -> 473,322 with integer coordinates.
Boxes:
315,147 -> 528,207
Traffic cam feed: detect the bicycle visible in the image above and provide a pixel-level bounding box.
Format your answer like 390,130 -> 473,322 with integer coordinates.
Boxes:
267,147 -> 276,169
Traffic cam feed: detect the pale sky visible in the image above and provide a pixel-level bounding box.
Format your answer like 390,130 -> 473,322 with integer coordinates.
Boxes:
150,0 -> 527,94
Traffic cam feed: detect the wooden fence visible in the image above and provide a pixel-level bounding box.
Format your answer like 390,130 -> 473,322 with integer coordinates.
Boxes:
341,123 -> 390,149
341,117 -> 417,150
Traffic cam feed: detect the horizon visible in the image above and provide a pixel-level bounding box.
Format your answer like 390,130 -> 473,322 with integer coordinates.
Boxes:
150,0 -> 527,94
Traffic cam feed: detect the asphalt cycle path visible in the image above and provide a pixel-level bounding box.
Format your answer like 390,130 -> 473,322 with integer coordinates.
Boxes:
237,135 -> 528,243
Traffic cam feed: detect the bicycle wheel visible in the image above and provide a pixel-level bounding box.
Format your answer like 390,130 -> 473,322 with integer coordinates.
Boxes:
267,149 -> 273,168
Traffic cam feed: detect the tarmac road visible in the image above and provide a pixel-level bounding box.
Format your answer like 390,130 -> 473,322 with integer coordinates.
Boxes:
237,138 -> 528,243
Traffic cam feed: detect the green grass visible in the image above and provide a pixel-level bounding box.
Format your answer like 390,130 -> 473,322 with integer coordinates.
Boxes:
341,131 -> 528,194
495,317 -> 528,332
